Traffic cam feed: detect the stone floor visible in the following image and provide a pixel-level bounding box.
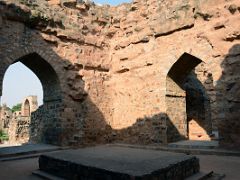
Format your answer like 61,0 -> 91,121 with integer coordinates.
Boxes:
197,155 -> 240,180
0,157 -> 41,180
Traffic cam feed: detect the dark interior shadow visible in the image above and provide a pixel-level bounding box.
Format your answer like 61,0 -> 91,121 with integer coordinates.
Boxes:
85,113 -> 184,145
185,72 -> 212,140
216,44 -> 240,149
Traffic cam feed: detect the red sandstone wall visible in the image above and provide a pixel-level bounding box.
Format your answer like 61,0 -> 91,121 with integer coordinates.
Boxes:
0,0 -> 239,148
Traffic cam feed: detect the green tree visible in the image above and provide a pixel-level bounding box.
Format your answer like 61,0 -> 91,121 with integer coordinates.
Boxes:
11,103 -> 22,112
0,129 -> 8,142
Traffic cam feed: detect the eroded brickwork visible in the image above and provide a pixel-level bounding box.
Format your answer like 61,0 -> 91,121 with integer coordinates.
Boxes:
8,116 -> 30,144
0,0 -> 239,148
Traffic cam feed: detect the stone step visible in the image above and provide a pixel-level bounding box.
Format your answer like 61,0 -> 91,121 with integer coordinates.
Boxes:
33,170 -> 65,180
186,171 -> 225,180
0,149 -> 68,162
33,170 -> 225,180
0,153 -> 41,162
0,144 -> 66,159
111,143 -> 240,156
168,140 -> 219,150
68,140 -> 81,146
186,171 -> 213,180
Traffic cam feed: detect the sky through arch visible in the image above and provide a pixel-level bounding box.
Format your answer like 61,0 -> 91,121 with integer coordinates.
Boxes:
94,0 -> 131,5
1,62 -> 43,108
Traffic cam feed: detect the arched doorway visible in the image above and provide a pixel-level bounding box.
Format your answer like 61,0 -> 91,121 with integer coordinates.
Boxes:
23,99 -> 30,117
185,73 -> 212,140
166,53 -> 212,142
19,53 -> 62,102
0,52 -> 63,145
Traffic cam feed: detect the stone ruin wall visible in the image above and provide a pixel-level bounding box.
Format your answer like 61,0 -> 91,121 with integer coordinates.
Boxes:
0,96 -> 38,144
8,116 -> 30,144
0,0 -> 240,148
0,104 -> 12,131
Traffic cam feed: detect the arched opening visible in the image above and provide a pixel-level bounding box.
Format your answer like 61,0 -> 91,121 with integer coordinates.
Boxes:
23,99 -> 30,117
0,53 -> 62,145
166,53 -> 212,142
185,73 -> 212,140
19,53 -> 62,103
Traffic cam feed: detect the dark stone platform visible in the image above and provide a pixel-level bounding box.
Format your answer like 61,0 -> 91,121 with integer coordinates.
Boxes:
39,145 -> 200,180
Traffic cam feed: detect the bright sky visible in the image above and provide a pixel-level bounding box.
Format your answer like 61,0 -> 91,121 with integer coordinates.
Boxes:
94,0 -> 131,5
1,62 -> 43,108
1,0 -> 131,108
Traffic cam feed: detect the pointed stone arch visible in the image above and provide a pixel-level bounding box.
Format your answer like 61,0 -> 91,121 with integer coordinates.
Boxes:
18,52 -> 62,103
166,53 -> 213,142
21,96 -> 38,117
0,21 -> 85,145
23,99 -> 30,117
0,47 -> 66,144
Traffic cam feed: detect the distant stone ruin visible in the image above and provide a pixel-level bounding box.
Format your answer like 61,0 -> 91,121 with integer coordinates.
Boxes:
0,0 -> 239,149
0,96 -> 38,144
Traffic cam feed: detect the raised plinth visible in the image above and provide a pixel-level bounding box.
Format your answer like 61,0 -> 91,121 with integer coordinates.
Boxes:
39,145 -> 199,180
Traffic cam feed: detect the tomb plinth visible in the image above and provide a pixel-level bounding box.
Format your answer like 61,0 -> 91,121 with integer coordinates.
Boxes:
39,145 -> 199,180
